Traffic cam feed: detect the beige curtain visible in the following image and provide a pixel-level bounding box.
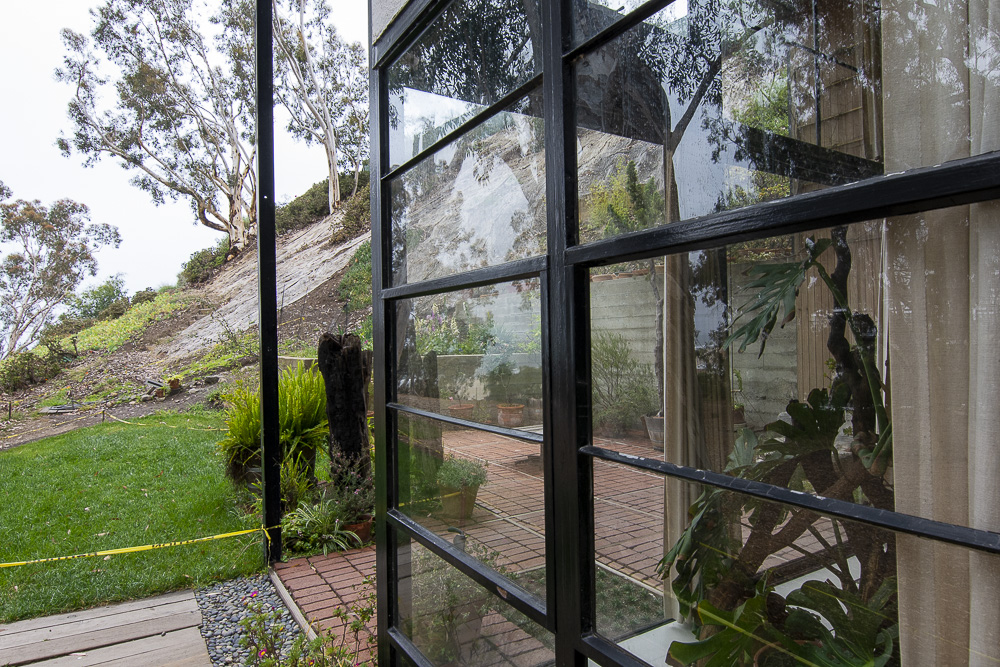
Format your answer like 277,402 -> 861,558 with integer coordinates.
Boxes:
883,0 -> 1000,663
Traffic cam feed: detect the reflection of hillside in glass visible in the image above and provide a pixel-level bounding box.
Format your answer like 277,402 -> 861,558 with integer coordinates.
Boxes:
576,0 -> 885,240
387,0 -> 541,168
390,97 -> 547,286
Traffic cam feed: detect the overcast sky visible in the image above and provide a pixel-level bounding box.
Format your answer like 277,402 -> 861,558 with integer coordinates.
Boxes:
0,2 -> 368,295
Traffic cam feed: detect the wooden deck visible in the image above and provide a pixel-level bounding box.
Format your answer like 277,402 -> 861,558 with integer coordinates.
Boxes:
0,590 -> 210,667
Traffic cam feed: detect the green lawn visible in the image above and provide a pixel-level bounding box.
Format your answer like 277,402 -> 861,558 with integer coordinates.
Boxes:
0,410 -> 264,622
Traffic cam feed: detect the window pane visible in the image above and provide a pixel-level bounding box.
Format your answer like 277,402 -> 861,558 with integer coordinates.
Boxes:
387,0 -> 542,169
576,0 -> 885,241
571,0 -> 684,49
395,535 -> 554,666
390,95 -> 546,285
591,458 -> 1000,666
395,279 -> 543,431
396,411 -> 546,584
589,204 -> 1000,535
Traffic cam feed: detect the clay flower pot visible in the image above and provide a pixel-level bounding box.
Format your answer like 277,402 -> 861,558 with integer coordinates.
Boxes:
497,403 -> 525,427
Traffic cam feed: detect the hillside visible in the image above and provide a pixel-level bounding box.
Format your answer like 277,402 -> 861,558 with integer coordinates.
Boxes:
0,207 -> 371,450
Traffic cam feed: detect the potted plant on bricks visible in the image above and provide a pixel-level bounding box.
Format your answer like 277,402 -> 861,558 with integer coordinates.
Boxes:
478,330 -> 525,427
436,456 -> 488,521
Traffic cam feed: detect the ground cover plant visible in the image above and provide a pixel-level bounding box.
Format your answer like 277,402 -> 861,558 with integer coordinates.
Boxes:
68,290 -> 200,354
0,410 -> 263,622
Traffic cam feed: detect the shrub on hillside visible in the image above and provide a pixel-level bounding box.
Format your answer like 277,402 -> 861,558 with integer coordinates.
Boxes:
330,184 -> 371,245
338,241 -> 372,313
276,179 -> 329,235
97,297 -> 130,321
66,275 -> 129,320
0,349 -> 62,394
131,288 -> 157,306
277,172 -> 371,237
43,316 -> 95,340
179,237 -> 229,285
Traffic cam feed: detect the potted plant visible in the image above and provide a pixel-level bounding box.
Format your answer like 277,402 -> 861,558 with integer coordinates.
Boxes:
477,330 -> 525,427
407,536 -> 507,665
436,456 -> 488,521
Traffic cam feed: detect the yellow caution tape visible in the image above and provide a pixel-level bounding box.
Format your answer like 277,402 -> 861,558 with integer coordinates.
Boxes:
105,413 -> 225,431
0,527 -> 268,569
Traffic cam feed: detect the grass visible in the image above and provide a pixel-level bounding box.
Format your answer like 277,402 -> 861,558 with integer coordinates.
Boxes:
0,410 -> 263,623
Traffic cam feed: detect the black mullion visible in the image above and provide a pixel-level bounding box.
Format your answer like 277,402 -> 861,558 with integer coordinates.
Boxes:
382,256 -> 547,300
387,628 -> 435,667
389,403 -> 544,443
564,0 -> 679,62
371,56 -> 394,667
543,0 -> 593,665
381,75 -> 543,180
255,0 -> 281,563
583,445 -> 1000,556
372,0 -> 451,69
387,510 -> 550,627
566,151 -> 1000,267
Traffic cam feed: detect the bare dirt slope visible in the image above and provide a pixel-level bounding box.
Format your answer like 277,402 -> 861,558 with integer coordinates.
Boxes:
156,212 -> 369,364
0,210 -> 370,450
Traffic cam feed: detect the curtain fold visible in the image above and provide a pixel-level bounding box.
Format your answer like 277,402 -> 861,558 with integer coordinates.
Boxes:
883,0 -> 1000,663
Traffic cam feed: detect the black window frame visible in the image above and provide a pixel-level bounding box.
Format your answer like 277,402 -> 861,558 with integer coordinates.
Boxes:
369,1 -> 1000,665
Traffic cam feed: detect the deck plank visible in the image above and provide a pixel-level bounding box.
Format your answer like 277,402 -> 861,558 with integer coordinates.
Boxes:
0,599 -> 198,651
0,610 -> 202,666
24,627 -> 211,666
0,591 -> 191,636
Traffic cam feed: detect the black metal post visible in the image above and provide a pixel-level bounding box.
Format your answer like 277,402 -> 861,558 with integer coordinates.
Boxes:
256,0 -> 282,563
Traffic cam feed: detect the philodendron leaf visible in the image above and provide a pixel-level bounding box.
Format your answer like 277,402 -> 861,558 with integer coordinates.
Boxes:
725,237 -> 833,357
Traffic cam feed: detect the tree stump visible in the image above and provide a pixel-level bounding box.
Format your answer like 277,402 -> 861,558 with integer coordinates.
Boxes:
317,333 -> 373,476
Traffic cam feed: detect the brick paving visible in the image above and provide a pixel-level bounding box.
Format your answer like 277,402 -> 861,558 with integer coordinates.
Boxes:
274,426 -> 837,664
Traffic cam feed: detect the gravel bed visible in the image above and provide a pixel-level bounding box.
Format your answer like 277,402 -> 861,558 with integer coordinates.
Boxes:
195,573 -> 303,665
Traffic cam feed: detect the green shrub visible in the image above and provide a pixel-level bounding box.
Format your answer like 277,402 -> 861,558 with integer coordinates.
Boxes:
42,316 -> 95,341
338,241 -> 372,313
131,287 -> 157,306
281,495 -> 361,555
330,184 -> 371,245
179,237 -> 229,285
436,456 -> 488,489
97,297 -> 130,321
0,349 -> 62,393
591,331 -> 658,435
217,362 -> 328,484
66,275 -> 129,320
276,179 -> 330,235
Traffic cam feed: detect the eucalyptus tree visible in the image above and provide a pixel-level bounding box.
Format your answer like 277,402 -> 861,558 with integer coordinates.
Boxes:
0,189 -> 120,358
272,0 -> 369,212
56,0 -> 257,251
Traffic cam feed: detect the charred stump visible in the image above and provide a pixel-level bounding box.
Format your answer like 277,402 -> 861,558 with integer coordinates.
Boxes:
318,333 -> 373,477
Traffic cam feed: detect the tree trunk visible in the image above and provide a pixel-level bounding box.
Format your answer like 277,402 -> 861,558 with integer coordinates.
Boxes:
317,333 -> 373,476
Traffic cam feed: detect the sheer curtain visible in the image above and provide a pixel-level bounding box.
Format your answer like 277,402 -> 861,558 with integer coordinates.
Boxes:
883,0 -> 1000,663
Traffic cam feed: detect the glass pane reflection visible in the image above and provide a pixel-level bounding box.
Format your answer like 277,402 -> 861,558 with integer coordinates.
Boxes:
390,96 -> 546,285
575,0 -> 885,242
396,536 -> 554,666
387,0 -> 542,169
395,279 -> 543,431
397,411 -> 546,586
588,459 -> 1000,666
589,203 -> 1000,532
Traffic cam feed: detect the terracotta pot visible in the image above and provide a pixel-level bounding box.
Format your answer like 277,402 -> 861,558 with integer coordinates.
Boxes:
497,403 -> 525,427
643,415 -> 665,446
345,515 -> 374,543
447,403 -> 475,420
438,484 -> 480,520
591,274 -> 614,282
